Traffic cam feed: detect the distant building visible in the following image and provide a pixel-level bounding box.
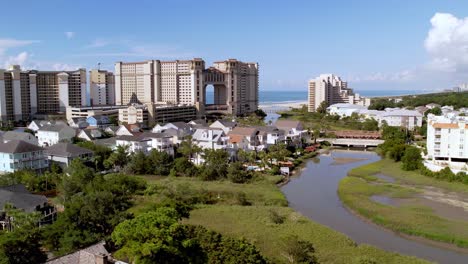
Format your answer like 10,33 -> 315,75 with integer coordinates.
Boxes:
118,105 -> 148,126
66,105 -> 125,121
115,59 -> 258,116
0,140 -> 48,173
308,74 -> 369,112
379,109 -> 422,130
0,65 -> 86,122
426,114 -> 468,171
90,69 -> 115,106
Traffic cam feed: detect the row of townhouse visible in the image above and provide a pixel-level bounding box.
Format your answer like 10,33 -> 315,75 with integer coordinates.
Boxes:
327,103 -> 423,130
113,119 -> 306,158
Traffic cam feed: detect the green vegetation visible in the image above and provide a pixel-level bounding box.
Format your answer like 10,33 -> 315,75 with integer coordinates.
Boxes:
369,91 -> 468,110
339,159 -> 468,248
278,105 -> 379,132
131,174 -> 428,263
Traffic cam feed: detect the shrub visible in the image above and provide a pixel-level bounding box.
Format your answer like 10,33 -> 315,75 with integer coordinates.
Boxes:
269,209 -> 286,224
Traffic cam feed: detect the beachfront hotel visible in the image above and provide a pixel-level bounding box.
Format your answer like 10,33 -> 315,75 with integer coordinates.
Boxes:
308,74 -> 369,112
90,69 -> 115,106
114,58 -> 259,116
0,65 -> 86,122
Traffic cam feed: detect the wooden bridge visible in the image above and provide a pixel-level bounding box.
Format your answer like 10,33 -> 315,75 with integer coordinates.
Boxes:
317,138 -> 384,148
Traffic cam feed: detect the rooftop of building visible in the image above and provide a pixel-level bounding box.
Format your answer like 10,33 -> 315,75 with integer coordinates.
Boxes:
44,143 -> 93,158
0,140 -> 43,154
0,184 -> 48,213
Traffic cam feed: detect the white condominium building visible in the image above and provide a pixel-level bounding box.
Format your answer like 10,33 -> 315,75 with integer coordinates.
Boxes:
427,114 -> 468,164
0,65 -> 86,122
90,69 -> 115,106
308,74 -> 368,112
115,58 -> 258,116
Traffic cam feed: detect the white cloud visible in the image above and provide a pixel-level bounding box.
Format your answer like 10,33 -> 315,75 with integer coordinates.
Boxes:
0,38 -> 39,55
4,52 -> 29,68
85,39 -> 109,48
348,70 -> 414,83
65,31 -> 75,39
51,63 -> 83,71
424,13 -> 468,73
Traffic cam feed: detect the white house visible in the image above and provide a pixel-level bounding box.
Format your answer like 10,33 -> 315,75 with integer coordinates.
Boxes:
256,126 -> 286,146
327,103 -> 367,117
44,143 -> 93,167
27,121 -> 42,132
274,120 -> 306,143
426,114 -> 468,172
37,125 -> 76,147
0,140 -> 48,173
210,120 -> 237,134
379,109 -> 422,130
2,131 -> 38,146
192,128 -> 228,150
116,132 -> 174,156
227,127 -> 261,151
115,124 -> 142,136
77,129 -> 102,141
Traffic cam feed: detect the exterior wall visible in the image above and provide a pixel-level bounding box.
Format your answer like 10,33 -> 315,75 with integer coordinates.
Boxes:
115,59 -> 258,117
0,70 -> 6,122
0,151 -> 48,173
427,117 -> 468,162
58,73 -> 69,112
37,128 -> 75,147
308,74 -> 367,112
66,105 -> 124,120
119,105 -> 148,125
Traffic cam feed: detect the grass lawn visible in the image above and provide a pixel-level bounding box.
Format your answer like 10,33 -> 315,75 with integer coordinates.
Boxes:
131,174 -> 428,263
339,159 -> 468,248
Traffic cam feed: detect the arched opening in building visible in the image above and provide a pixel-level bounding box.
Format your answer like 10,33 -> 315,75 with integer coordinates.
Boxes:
205,84 -> 214,105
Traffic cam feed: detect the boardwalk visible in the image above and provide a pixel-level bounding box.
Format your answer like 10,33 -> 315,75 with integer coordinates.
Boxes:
317,138 -> 384,148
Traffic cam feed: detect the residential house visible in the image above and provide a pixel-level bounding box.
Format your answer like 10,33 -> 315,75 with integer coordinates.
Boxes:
327,103 -> 367,117
210,120 -> 237,134
255,126 -> 286,146
116,132 -> 174,156
188,119 -> 207,127
0,140 -> 48,173
87,115 -> 111,129
0,184 -> 56,231
77,129 -> 103,141
192,128 -> 228,150
426,103 -> 441,109
46,241 -> 120,264
274,120 -> 305,143
44,143 -> 94,167
116,135 -> 151,154
68,118 -> 89,129
228,127 -> 261,151
27,120 -> 42,132
37,125 -> 77,147
104,126 -> 119,136
153,122 -> 192,135
115,124 -> 142,136
415,106 -> 429,115
2,131 -> 38,145
379,109 -> 423,130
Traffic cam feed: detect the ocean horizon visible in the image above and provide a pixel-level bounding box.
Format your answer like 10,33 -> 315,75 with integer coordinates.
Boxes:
205,89 -> 436,104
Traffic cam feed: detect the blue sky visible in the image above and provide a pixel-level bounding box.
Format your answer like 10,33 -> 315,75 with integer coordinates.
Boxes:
1,0 -> 468,91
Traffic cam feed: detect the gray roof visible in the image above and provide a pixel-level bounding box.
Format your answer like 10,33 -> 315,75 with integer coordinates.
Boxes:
38,124 -> 68,132
44,143 -> 93,158
167,122 -> 191,130
2,131 -> 36,142
0,185 -> 48,213
190,119 -> 207,126
214,119 -> 237,127
0,140 -> 43,154
46,241 -> 110,264
93,138 -> 116,148
274,120 -> 302,129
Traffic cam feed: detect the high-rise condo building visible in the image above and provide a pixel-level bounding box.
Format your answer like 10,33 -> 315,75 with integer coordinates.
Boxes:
308,74 -> 368,112
90,69 -> 115,106
115,58 -> 258,116
0,65 -> 86,122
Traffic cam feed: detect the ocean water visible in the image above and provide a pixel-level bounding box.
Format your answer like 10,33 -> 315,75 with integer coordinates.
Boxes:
205,89 -> 433,104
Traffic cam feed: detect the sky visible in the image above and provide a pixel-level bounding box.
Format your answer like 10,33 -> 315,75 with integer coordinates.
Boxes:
1,0 -> 468,91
